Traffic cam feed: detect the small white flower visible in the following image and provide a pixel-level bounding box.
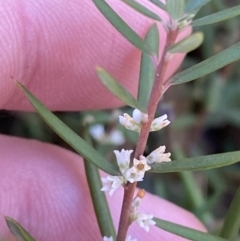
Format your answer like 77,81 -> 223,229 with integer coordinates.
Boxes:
130,189 -> 145,218
124,167 -> 143,183
101,176 -> 124,196
132,109 -> 148,124
150,114 -> 170,132
125,235 -> 137,241
135,213 -> 156,232
114,149 -> 133,175
89,124 -> 105,141
108,129 -> 125,145
131,196 -> 141,209
120,110 -> 169,133
146,146 -> 171,164
133,157 -> 151,174
103,237 -> 114,241
119,113 -> 141,132
131,197 -> 142,216
123,156 -> 151,183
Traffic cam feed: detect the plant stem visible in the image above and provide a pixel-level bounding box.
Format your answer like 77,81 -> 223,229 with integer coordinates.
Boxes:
116,29 -> 179,241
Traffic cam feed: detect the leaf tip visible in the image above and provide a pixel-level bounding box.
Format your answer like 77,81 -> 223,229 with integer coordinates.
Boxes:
96,66 -> 104,73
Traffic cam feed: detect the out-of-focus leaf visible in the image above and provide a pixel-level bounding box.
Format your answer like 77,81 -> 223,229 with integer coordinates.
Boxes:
92,0 -> 153,55
138,23 -> 159,110
185,0 -> 211,14
83,132 -> 116,238
193,5 -> 240,26
17,82 -> 119,176
168,32 -> 203,53
154,217 -> 227,241
122,0 -> 162,21
97,67 -> 146,113
149,0 -> 166,11
171,41 -> 240,85
166,0 -> 185,20
149,150 -> 240,173
5,217 -> 35,241
220,187 -> 240,241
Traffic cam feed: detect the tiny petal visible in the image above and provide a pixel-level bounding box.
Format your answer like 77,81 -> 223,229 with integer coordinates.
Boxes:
133,157 -> 151,173
124,167 -> 143,183
150,114 -> 170,132
132,109 -> 142,124
119,113 -> 141,132
114,149 -> 133,174
125,235 -> 137,241
103,237 -> 114,241
101,176 -> 124,196
135,213 -> 156,232
132,109 -> 148,124
146,146 -> 171,164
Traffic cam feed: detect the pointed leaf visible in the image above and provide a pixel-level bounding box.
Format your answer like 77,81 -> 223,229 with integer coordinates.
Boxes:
84,160 -> 116,238
149,0 -> 166,11
92,0 -> 153,55
97,67 -> 146,113
122,0 -> 162,21
5,217 -> 36,241
185,0 -> 211,14
168,32 -> 203,53
193,5 -> 240,26
154,217 -> 228,241
166,0 -> 185,20
17,82 -> 119,176
171,41 -> 240,85
220,187 -> 240,241
83,132 -> 116,238
138,23 -> 159,110
149,150 -> 240,173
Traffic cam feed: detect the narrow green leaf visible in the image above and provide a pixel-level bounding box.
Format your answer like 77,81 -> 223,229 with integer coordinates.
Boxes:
168,32 -> 204,53
166,0 -> 185,20
83,132 -> 116,238
138,23 -> 159,110
122,0 -> 161,21
185,0 -> 211,14
193,5 -> 240,26
17,82 -> 119,176
149,0 -> 166,11
84,160 -> 116,238
154,217 -> 228,241
171,41 -> 240,85
97,67 -> 146,113
149,150 -> 240,173
92,0 -> 153,55
5,217 -> 35,241
220,187 -> 240,241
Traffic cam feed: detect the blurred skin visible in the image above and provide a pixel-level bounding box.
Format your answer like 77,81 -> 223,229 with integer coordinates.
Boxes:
0,0 -> 206,240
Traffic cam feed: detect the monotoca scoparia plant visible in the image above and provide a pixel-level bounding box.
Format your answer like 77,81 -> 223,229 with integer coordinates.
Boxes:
7,0 -> 240,241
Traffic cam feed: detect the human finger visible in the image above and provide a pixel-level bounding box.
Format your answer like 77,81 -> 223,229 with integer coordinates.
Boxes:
0,0 -> 190,111
0,134 -> 205,241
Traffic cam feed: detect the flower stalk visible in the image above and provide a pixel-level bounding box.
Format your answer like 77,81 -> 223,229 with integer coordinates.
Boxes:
116,29 -> 179,241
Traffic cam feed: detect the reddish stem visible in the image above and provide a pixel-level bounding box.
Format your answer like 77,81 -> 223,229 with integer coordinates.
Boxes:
116,29 -> 179,241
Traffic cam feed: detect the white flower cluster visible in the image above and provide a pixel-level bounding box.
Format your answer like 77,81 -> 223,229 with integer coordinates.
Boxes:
101,146 -> 171,196
119,109 -> 170,133
101,149 -> 151,196
100,109 -> 170,240
103,235 -> 136,241
130,191 -> 156,232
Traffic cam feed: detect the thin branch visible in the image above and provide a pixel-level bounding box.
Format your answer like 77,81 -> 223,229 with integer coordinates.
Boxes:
116,29 -> 179,241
